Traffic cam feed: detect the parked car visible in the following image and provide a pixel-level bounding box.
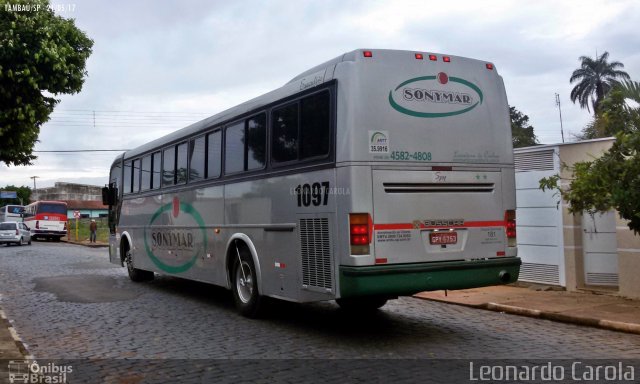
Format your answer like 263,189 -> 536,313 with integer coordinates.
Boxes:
0,221 -> 32,246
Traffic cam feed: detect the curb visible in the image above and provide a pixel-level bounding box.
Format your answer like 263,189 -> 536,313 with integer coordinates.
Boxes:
415,295 -> 640,336
62,240 -> 109,248
0,309 -> 33,359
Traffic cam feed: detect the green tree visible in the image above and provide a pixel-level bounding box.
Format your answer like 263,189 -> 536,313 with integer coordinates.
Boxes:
0,185 -> 31,205
578,89 -> 640,139
0,0 -> 93,166
510,106 -> 538,148
618,79 -> 640,107
569,51 -> 630,115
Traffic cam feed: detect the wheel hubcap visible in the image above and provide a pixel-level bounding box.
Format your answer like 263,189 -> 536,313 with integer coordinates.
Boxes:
236,261 -> 253,304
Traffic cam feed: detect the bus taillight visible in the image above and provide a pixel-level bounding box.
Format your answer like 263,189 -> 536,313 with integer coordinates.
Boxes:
505,210 -> 516,247
35,220 -> 39,229
350,213 -> 371,255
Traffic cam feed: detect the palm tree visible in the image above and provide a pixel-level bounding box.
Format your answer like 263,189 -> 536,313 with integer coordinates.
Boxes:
569,51 -> 630,115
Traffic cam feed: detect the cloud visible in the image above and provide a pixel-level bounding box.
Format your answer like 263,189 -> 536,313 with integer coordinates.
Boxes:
2,0 -> 639,188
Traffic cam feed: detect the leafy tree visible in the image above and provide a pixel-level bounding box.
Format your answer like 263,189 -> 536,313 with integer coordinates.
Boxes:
618,79 -> 640,107
577,89 -> 640,139
0,185 -> 31,205
0,0 -> 93,166
510,106 -> 538,148
569,51 -> 630,115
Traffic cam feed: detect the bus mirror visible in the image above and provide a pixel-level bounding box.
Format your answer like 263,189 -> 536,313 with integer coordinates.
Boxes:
102,187 -> 110,205
102,186 -> 115,206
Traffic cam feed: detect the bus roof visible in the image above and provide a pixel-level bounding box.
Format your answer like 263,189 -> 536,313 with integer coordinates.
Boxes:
122,49 -> 499,160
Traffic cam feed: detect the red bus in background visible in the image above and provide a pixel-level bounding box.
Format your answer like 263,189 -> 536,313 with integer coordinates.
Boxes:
23,201 -> 68,241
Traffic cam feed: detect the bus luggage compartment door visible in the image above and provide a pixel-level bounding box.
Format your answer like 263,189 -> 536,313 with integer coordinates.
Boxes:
372,169 -> 506,264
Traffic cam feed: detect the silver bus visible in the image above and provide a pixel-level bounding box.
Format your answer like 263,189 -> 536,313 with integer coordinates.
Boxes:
104,49 -> 520,317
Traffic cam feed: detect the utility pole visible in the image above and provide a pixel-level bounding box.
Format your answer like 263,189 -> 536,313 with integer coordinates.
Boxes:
555,93 -> 565,143
30,176 -> 39,196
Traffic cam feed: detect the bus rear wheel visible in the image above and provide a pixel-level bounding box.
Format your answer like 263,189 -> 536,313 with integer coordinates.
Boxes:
125,249 -> 154,282
231,247 -> 263,318
336,296 -> 389,312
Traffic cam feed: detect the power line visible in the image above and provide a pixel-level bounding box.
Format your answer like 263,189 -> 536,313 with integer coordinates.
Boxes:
33,149 -> 129,153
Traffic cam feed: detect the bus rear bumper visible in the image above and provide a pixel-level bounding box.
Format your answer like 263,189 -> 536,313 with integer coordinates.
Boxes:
339,257 -> 521,298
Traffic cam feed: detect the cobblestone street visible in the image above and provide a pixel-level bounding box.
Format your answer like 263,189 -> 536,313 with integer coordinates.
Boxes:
1,243 -> 639,382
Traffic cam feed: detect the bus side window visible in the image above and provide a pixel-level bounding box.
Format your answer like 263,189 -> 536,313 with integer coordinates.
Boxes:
123,161 -> 133,194
163,147 -> 175,186
225,122 -> 245,174
132,159 -> 141,192
141,155 -> 152,191
247,114 -> 266,170
271,103 -> 299,163
207,130 -> 221,179
151,151 -> 161,189
301,91 -> 330,159
189,136 -> 206,182
176,142 -> 188,185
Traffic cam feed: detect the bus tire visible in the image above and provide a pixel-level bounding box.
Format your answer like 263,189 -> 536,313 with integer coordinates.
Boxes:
231,246 -> 263,318
125,248 -> 154,282
336,296 -> 388,312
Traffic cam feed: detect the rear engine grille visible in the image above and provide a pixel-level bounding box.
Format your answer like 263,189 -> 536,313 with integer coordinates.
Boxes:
299,218 -> 332,291
384,182 -> 494,193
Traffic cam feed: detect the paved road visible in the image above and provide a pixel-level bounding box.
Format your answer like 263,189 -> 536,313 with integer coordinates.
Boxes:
1,242 -> 639,382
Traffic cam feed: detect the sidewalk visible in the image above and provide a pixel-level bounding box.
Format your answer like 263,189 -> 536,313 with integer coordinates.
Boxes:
415,285 -> 640,335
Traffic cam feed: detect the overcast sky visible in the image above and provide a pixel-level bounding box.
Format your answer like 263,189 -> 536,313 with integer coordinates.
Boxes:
1,0 -> 639,189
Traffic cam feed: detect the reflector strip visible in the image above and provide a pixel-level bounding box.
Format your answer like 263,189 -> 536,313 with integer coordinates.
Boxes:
374,221 -> 506,231
497,251 -> 506,256
375,258 -> 388,264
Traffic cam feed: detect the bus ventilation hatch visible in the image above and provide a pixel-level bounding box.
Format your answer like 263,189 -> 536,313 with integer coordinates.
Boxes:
299,218 -> 333,291
383,182 -> 495,193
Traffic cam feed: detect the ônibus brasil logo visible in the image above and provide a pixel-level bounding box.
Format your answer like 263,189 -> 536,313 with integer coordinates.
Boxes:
388,72 -> 483,118
143,197 -> 207,273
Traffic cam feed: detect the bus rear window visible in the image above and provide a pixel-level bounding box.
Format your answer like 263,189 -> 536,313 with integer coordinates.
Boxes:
37,204 -> 67,215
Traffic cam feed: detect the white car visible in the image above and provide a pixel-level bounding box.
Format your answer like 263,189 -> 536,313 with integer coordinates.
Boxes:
0,221 -> 32,246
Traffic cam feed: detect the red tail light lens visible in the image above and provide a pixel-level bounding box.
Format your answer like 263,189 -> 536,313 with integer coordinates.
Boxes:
415,53 -> 424,60
429,54 -> 437,61
363,51 -> 373,58
64,222 -> 67,231
486,63 -> 494,70
36,221 -> 40,229
15,228 -> 19,235
350,213 -> 371,254
505,210 -> 516,247
443,56 -> 451,62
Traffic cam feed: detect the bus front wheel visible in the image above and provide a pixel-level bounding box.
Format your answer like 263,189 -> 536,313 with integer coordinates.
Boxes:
231,247 -> 263,318
125,249 -> 154,282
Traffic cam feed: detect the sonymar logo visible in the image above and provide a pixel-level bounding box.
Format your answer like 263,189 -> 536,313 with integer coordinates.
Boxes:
143,196 -> 207,273
388,72 -> 483,118
7,360 -> 72,384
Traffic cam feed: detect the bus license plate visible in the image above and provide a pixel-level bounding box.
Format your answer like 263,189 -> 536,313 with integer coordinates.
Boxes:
429,232 -> 458,245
